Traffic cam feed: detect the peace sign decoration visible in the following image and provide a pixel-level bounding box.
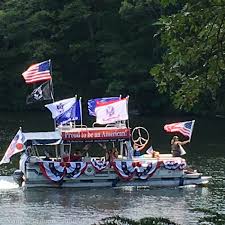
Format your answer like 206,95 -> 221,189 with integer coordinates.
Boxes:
131,127 -> 150,151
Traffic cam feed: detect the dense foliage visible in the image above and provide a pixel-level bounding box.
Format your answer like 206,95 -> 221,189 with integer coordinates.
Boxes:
151,0 -> 225,115
95,216 -> 179,225
1,0 -> 225,116
0,0 -> 170,114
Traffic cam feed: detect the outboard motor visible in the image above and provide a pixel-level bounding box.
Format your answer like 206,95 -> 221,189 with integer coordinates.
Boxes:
13,170 -> 24,187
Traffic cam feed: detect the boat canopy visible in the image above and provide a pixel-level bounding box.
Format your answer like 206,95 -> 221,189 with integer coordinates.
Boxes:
23,131 -> 62,145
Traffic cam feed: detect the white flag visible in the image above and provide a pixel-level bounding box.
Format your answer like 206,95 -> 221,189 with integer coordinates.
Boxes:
95,98 -> 128,124
45,97 -> 76,119
146,146 -> 154,155
0,129 -> 25,165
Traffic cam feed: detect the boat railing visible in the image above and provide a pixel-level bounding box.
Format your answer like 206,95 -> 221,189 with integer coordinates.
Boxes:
92,121 -> 127,128
57,123 -> 88,131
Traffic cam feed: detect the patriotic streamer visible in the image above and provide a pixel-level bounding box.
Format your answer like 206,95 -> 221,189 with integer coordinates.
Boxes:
39,161 -> 87,182
112,161 -> 136,180
135,160 -> 160,180
163,159 -> 186,170
91,158 -> 109,172
112,160 -> 160,180
66,162 -> 87,178
39,162 -> 65,182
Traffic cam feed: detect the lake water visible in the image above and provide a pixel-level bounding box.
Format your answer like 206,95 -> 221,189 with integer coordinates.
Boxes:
0,112 -> 225,225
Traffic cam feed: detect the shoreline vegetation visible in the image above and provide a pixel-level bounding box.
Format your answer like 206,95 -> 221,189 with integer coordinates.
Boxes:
95,212 -> 225,225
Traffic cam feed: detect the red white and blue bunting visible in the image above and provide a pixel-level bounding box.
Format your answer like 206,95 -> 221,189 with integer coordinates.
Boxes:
39,161 -> 87,182
65,162 -> 88,179
112,160 -> 160,180
39,158 -> 187,182
163,159 -> 186,170
91,158 -> 109,172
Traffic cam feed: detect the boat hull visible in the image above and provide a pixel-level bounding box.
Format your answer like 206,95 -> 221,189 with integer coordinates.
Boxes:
19,159 -> 211,189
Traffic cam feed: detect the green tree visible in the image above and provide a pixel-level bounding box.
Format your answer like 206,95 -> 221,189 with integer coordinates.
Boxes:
96,0 -> 168,113
0,0 -> 169,114
151,0 -> 225,115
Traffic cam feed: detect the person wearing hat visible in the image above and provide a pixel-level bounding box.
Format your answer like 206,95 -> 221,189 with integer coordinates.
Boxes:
171,136 -> 190,157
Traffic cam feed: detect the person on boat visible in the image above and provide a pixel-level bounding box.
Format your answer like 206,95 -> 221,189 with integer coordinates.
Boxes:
98,143 -> 111,161
70,150 -> 82,161
112,147 -> 119,159
43,151 -> 52,161
105,149 -> 112,161
62,151 -> 70,162
83,144 -> 91,156
133,143 -> 141,157
171,136 -> 190,157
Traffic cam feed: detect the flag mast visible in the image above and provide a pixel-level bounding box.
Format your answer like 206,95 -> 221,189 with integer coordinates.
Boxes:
189,120 -> 195,141
79,97 -> 83,127
49,59 -> 55,102
49,59 -> 57,130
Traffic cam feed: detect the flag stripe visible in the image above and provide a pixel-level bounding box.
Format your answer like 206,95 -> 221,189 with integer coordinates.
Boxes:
22,60 -> 52,84
164,120 -> 195,138
88,97 -> 120,116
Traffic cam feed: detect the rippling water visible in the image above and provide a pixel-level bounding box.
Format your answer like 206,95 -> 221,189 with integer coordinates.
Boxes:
0,112 -> 225,225
0,174 -> 224,225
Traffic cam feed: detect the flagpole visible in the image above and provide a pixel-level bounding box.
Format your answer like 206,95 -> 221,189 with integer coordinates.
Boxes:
189,120 -> 195,141
79,97 -> 83,127
119,94 -> 122,127
73,95 -> 77,128
127,95 -> 130,128
48,59 -> 57,130
49,59 -> 55,102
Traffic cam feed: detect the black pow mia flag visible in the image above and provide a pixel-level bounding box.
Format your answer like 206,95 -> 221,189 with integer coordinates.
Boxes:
26,81 -> 53,104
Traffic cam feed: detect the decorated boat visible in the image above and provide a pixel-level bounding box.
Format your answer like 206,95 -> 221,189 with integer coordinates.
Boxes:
5,121 -> 210,189
0,60 -> 211,189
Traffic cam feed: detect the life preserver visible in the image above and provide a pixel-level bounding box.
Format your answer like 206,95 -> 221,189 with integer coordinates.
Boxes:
84,164 -> 95,176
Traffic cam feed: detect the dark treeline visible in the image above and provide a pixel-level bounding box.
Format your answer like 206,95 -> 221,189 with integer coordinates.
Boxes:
0,0 -> 224,116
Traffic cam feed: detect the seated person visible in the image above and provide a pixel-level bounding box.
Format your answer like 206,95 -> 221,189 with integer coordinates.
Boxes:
133,143 -> 141,157
133,149 -> 141,157
43,151 -> 52,161
112,147 -> 119,159
62,151 -> 70,162
105,150 -> 112,161
70,150 -> 82,161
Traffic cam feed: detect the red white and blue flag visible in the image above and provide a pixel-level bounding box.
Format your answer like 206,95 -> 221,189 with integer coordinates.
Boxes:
95,98 -> 128,124
88,97 -> 120,116
22,60 -> 52,84
0,129 -> 25,165
164,120 -> 195,138
45,97 -> 81,125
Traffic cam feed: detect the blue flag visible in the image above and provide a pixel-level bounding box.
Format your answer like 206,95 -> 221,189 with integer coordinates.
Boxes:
45,97 -> 81,125
88,97 -> 120,116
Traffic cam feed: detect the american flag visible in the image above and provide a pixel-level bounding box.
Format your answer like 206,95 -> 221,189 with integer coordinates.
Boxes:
164,120 -> 195,138
22,60 -> 52,84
